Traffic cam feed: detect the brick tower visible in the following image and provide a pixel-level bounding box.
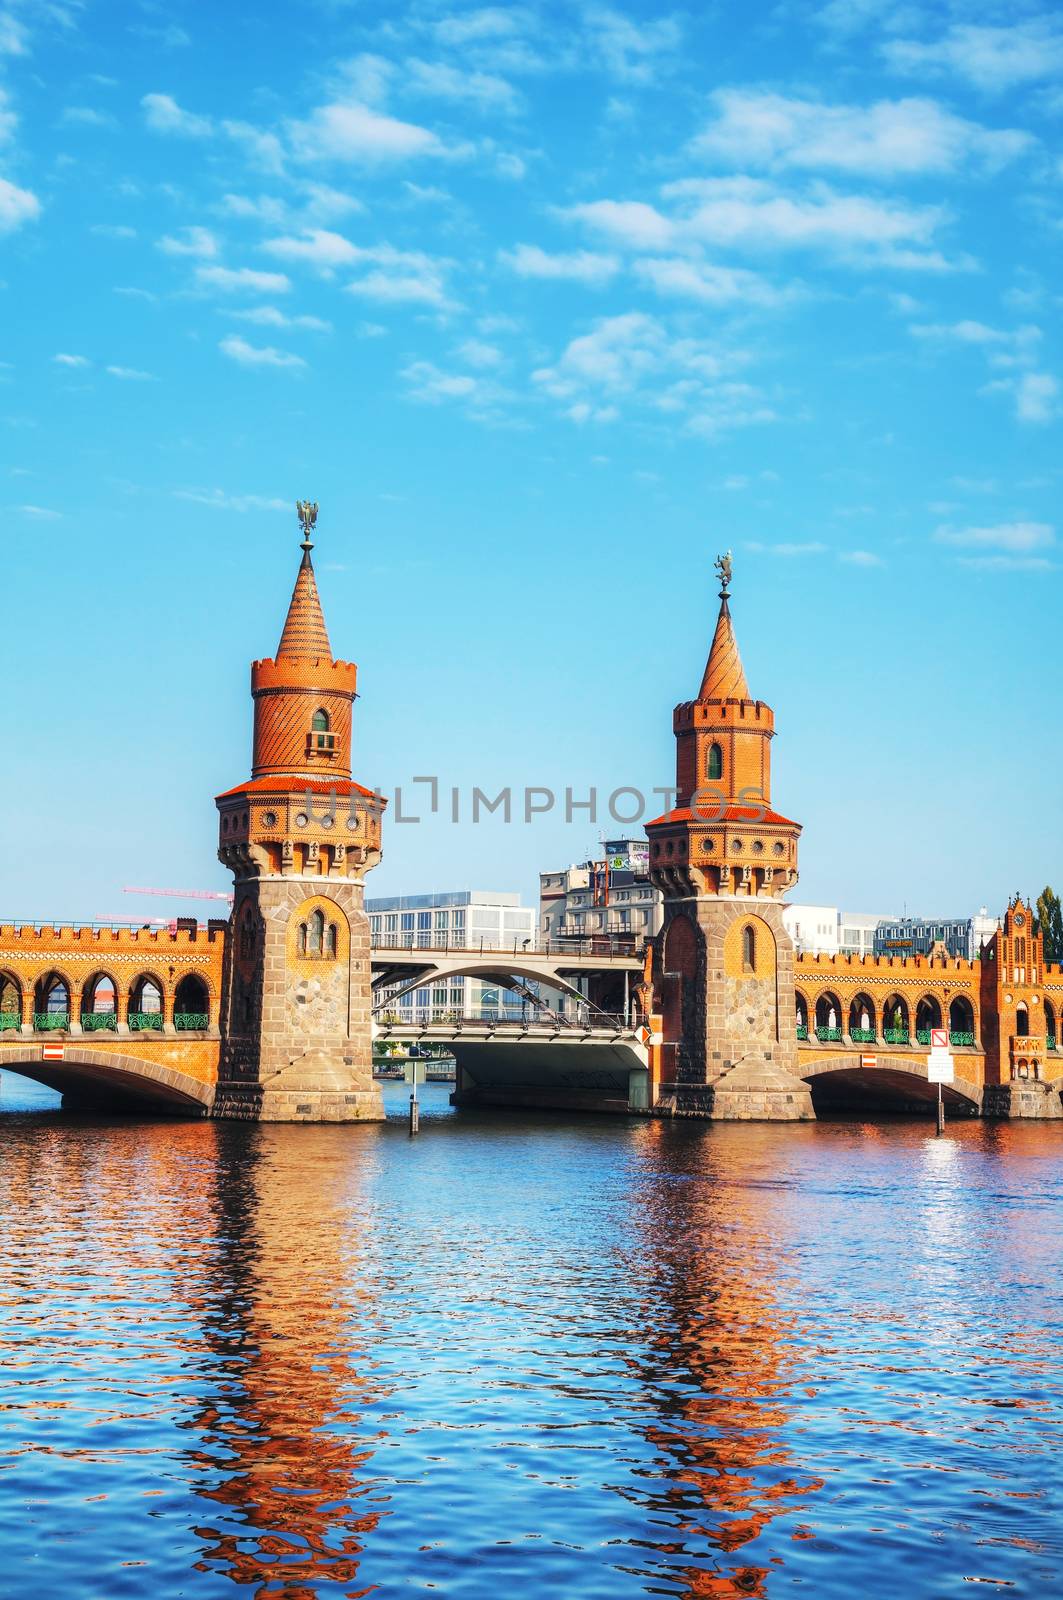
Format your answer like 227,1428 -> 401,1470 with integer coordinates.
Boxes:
646,553 -> 813,1119
214,502 -> 386,1121
980,896 -> 1062,1118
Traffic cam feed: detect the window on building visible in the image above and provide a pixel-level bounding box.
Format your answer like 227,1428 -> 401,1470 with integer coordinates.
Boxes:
707,743 -> 723,780
742,925 -> 756,972
310,708 -> 335,753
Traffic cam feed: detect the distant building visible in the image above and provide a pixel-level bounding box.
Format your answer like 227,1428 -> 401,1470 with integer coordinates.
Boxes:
539,838 -> 661,945
782,904 -> 841,956
873,909 -> 998,962
367,890 -> 537,1021
783,905 -> 898,956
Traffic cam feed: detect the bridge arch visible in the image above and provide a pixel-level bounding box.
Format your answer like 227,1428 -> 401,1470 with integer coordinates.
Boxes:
0,1044 -> 214,1113
34,970 -> 73,1026
800,1052 -> 981,1114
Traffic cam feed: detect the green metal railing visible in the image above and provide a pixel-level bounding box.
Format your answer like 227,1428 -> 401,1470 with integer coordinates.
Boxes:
34,1012 -> 70,1031
81,1012 -> 117,1032
175,1013 -> 209,1031
850,1028 -> 876,1043
816,1026 -> 843,1042
950,1031 -> 976,1047
915,1029 -> 932,1045
796,1024 -> 808,1040
129,1011 -> 163,1032
884,1028 -> 910,1045
0,1012 -> 20,1032
1047,1035 -> 1057,1050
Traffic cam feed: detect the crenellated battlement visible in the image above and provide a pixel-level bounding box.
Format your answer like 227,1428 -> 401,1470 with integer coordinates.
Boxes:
795,951 -> 977,976
0,922 -> 227,948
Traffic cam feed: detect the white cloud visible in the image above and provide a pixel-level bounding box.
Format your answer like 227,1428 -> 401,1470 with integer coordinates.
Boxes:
884,21 -> 1063,93
400,359 -> 511,416
0,12 -> 28,55
158,226 -> 218,259
433,7 -> 532,47
500,243 -> 620,284
346,270 -> 452,307
663,177 -> 952,266
1014,371 -> 1060,424
222,119 -> 285,173
691,90 -> 1029,177
61,106 -> 117,129
218,336 -> 307,370
839,549 -> 884,566
910,319 -> 1011,346
288,101 -> 453,164
228,305 -> 332,332
91,223 -> 137,239
584,6 -> 684,84
404,58 -> 520,113
0,175 -> 40,232
17,504 -> 61,519
196,265 -> 291,295
334,246 -> 455,308
633,255 -> 787,307
532,310 -> 769,435
561,199 -> 674,250
262,228 -> 361,270
935,521 -> 1055,553
141,92 -> 212,138
565,178 -> 955,269
107,366 -> 156,380
53,352 -> 90,367
456,338 -> 503,368
0,86 -> 15,145
980,370 -> 1061,424
174,489 -> 290,512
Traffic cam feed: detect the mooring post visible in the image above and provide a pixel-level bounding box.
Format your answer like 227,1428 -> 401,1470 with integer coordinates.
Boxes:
409,1090 -> 419,1135
936,1080 -> 944,1136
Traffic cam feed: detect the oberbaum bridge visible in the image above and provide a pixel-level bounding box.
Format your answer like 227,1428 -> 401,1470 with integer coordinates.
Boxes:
1,506 -> 1060,1124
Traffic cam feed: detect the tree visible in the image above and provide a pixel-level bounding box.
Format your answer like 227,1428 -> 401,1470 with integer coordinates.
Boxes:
1035,886 -> 1063,963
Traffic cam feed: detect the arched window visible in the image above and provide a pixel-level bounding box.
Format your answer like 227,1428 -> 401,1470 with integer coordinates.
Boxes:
298,922 -> 307,956
308,908 -> 325,956
0,973 -> 21,1031
130,977 -> 163,1031
1016,1004 -> 1030,1037
311,709 -> 334,753
325,922 -> 337,958
707,742 -> 723,781
35,974 -> 70,1029
174,974 -> 210,1030
742,924 -> 755,972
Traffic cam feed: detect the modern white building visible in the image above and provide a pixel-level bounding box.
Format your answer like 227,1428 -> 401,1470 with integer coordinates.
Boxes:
540,838 -> 661,945
367,890 -> 537,1021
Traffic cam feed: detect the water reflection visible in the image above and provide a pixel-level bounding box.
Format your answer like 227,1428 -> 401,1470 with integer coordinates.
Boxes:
620,1122 -> 822,1598
0,1090 -> 1061,1599
182,1124 -> 391,1597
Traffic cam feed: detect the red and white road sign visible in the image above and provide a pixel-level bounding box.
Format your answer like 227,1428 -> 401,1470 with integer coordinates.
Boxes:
931,1027 -> 948,1049
861,1054 -> 877,1068
42,1043 -> 64,1062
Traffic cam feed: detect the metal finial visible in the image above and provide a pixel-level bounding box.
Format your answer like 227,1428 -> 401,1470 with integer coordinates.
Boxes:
714,549 -> 733,598
295,499 -> 318,552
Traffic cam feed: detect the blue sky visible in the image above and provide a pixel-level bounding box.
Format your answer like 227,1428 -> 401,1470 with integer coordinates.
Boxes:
0,0 -> 1060,925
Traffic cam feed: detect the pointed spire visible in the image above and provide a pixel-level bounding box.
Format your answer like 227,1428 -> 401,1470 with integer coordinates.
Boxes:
276,501 -> 333,662
698,549 -> 750,701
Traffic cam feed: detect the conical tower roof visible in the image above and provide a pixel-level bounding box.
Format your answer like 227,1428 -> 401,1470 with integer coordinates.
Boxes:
276,545 -> 332,662
698,589 -> 750,701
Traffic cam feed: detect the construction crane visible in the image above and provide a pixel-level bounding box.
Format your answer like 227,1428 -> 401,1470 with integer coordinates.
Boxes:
124,885 -> 234,908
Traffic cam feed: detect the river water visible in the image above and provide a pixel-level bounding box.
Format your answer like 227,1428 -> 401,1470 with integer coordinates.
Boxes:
0,1075 -> 1060,1600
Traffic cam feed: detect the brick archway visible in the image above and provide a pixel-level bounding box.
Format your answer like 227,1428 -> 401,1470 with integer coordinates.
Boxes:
0,1044 -> 214,1114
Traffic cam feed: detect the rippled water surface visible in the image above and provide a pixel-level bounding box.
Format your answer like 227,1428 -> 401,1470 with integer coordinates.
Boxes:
0,1076 -> 1061,1599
